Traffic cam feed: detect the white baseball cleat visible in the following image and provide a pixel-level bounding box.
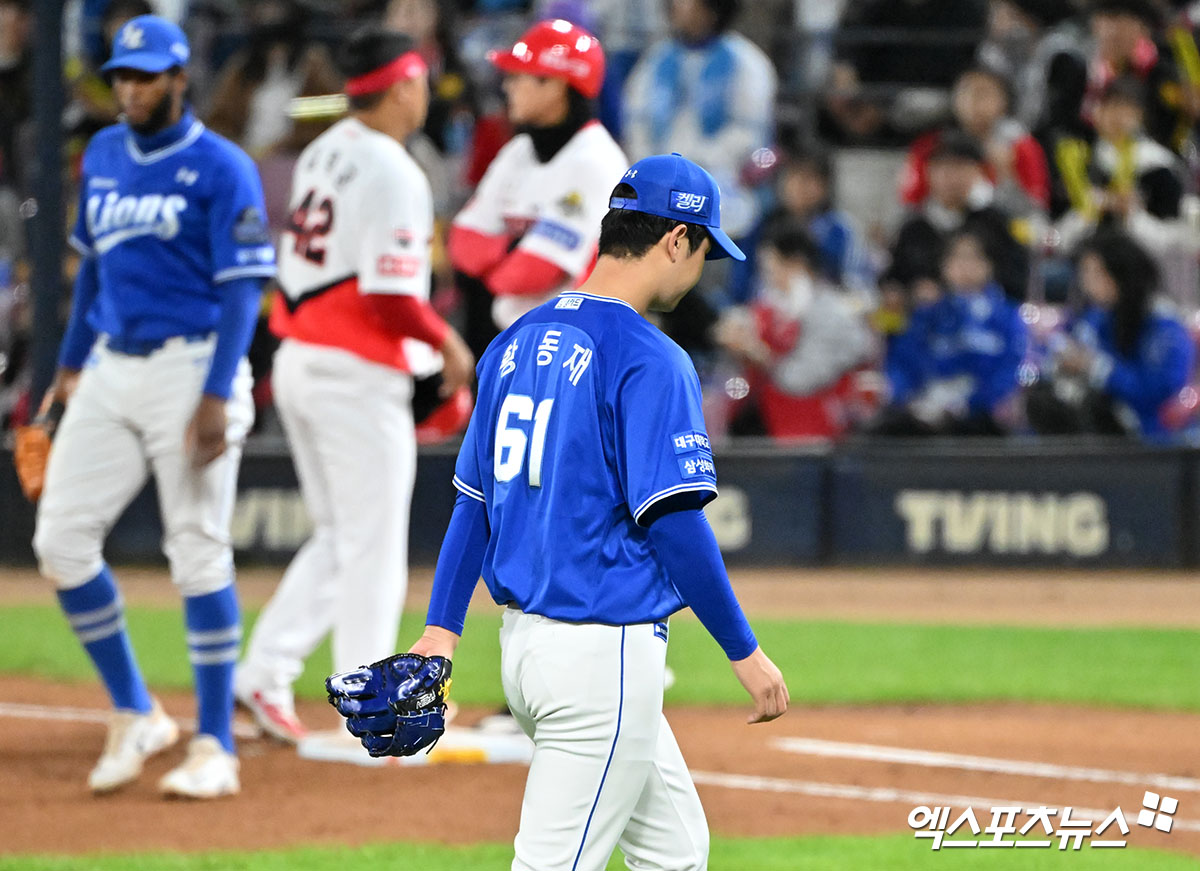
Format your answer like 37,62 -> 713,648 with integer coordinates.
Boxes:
89,698 -> 180,794
234,682 -> 307,745
159,735 -> 240,799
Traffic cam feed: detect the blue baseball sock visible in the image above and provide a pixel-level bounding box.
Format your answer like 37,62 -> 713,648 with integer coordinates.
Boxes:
56,565 -> 153,713
183,585 -> 241,753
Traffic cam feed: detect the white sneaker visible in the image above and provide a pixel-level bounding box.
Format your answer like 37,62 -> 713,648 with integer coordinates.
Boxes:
89,698 -> 180,794
234,679 -> 307,745
159,735 -> 240,799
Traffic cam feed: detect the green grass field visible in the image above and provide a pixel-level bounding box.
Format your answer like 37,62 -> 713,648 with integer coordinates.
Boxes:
4,605 -> 1200,711
3,834 -> 1196,871
3,602 -> 1197,869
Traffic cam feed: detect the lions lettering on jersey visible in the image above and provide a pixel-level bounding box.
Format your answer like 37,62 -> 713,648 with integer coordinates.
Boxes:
85,189 -> 188,254
70,112 -> 275,345
452,292 -> 718,626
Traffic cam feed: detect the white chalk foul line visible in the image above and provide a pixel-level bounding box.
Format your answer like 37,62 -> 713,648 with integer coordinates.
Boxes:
771,737 -> 1200,794
0,700 -> 261,739
689,770 -> 1200,834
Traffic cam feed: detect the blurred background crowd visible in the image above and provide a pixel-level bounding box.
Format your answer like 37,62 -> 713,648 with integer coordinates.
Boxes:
5,0 -> 1200,444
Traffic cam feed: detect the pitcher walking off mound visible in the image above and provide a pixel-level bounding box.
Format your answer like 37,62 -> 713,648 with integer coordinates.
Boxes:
408,152 -> 789,870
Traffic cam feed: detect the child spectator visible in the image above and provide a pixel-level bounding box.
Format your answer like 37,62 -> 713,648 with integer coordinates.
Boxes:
1041,0 -> 1187,153
715,220 -> 874,439
1054,76 -> 1187,256
977,0 -> 1083,133
1028,230 -> 1193,439
772,146 -> 878,302
901,65 -> 1051,217
879,229 -> 1028,435
885,131 -> 1030,301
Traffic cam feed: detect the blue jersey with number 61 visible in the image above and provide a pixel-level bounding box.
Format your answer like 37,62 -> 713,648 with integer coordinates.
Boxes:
453,291 -> 719,625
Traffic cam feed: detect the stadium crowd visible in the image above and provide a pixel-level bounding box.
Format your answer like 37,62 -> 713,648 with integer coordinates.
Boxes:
3,0 -> 1200,443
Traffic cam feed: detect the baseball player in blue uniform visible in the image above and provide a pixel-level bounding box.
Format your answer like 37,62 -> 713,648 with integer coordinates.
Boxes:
32,15 -> 272,798
407,153 -> 789,870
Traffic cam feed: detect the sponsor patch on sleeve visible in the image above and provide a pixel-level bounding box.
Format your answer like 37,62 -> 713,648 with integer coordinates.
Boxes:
678,456 -> 716,478
232,206 -> 270,245
376,254 -> 421,277
528,218 -> 582,251
671,430 -> 712,455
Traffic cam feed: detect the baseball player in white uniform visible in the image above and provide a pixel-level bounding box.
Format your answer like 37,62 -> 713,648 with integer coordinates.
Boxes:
33,16 -> 271,798
233,27 -> 474,742
448,19 -> 628,355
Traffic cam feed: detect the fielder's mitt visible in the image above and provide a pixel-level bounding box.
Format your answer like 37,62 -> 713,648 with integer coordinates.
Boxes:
325,653 -> 453,757
13,400 -> 64,502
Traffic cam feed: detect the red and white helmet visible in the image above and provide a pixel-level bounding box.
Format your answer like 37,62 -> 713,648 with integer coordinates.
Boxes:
488,19 -> 605,99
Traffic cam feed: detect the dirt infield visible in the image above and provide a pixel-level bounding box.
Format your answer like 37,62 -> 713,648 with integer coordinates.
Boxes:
2,567 -> 1198,859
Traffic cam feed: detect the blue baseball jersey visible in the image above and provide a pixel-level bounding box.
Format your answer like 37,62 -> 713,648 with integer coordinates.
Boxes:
453,291 -> 719,625
69,110 -> 275,344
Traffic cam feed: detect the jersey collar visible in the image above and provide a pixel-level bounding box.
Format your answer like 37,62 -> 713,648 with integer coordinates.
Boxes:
560,291 -> 638,313
125,110 -> 204,165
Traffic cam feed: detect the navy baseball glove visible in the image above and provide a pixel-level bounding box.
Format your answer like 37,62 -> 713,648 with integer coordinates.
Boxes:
325,653 -> 453,757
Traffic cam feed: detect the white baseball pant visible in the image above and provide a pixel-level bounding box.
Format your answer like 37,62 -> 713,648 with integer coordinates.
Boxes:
501,609 -> 710,871
34,336 -> 253,595
238,339 -> 416,692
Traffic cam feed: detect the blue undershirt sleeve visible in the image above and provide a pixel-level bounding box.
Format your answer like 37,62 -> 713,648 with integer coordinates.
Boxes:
58,256 -> 100,370
425,491 -> 489,636
203,276 -> 264,399
647,507 -> 758,661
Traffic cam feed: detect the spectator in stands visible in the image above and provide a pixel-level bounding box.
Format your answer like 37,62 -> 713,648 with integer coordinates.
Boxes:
823,0 -> 988,145
1041,0 -> 1188,155
885,132 -> 1030,302
585,0 -> 667,139
977,0 -> 1085,133
901,65 -> 1051,218
770,145 -> 878,303
0,0 -> 31,191
1028,230 -> 1193,440
715,220 -> 875,440
1054,76 -> 1187,256
623,0 -> 777,249
386,0 -> 478,165
204,0 -> 341,156
878,228 -> 1028,435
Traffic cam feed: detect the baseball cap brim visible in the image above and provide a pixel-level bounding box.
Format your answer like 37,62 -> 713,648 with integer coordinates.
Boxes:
488,48 -> 523,74
706,225 -> 745,261
100,52 -> 181,74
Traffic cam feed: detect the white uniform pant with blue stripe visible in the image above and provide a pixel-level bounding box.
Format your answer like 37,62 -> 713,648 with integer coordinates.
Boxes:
501,609 -> 709,871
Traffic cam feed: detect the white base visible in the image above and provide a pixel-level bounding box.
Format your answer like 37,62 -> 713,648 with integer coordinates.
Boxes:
296,727 -> 534,767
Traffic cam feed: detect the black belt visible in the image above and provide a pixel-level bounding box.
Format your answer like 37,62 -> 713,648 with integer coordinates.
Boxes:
104,332 -> 211,357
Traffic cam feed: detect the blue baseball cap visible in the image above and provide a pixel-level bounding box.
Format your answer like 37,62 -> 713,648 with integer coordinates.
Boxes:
608,152 -> 745,261
101,15 -> 190,75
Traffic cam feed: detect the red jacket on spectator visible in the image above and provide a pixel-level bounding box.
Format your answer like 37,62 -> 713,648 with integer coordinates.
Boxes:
900,128 -> 1051,211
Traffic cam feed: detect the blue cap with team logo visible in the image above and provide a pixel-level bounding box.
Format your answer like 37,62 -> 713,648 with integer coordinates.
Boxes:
608,152 -> 745,261
101,15 -> 190,74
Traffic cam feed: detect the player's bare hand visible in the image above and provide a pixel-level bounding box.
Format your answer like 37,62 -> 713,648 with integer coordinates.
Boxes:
185,395 -> 228,468
408,625 -> 461,660
42,368 -> 81,413
730,647 -> 789,724
439,329 -> 475,397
